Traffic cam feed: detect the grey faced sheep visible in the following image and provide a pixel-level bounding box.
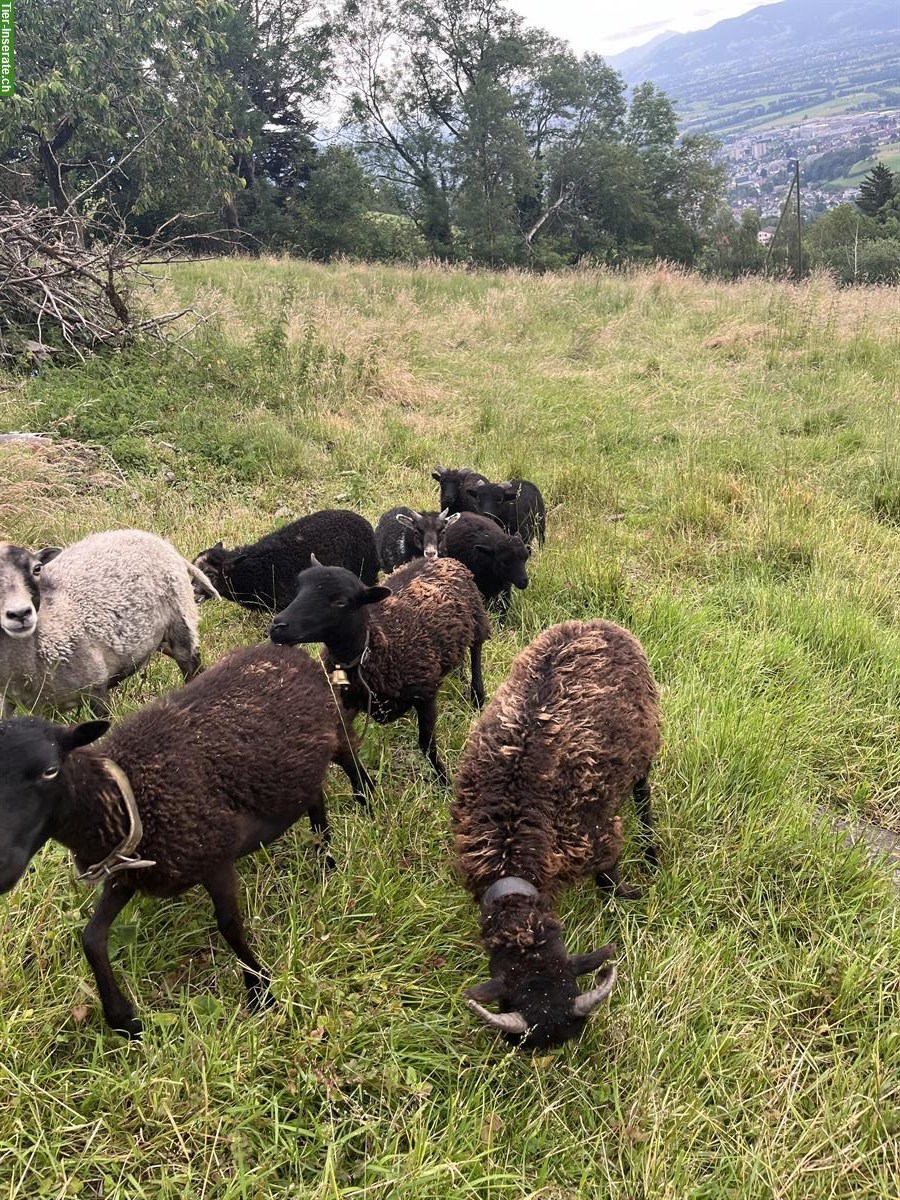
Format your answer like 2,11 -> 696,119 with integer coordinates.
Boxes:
432,467 -> 489,516
451,619 -> 661,1050
441,513 -> 530,616
0,531 -> 218,717
193,509 -> 379,613
474,478 -> 546,547
269,556 -> 490,783
374,506 -> 461,574
0,642 -> 373,1038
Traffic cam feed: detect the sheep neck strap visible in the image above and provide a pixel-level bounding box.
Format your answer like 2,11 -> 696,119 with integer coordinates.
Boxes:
77,758 -> 157,887
480,876 -> 539,913
329,629 -> 370,687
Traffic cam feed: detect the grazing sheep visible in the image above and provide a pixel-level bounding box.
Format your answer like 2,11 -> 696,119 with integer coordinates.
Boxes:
474,478 -> 546,547
431,467 -> 489,516
270,556 -> 490,782
0,642 -> 373,1038
0,531 -> 218,717
451,619 -> 661,1049
374,506 -> 461,574
193,509 -> 379,613
441,513 -> 530,615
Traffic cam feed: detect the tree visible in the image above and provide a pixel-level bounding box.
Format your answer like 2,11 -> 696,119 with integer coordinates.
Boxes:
0,0 -> 239,228
857,162 -> 895,218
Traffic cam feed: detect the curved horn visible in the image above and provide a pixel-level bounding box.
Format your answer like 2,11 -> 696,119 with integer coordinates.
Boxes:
309,552 -> 322,566
465,998 -> 530,1036
572,963 -> 618,1017
438,507 -> 449,518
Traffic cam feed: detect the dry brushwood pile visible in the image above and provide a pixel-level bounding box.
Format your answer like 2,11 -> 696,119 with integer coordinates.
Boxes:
0,203 -> 191,365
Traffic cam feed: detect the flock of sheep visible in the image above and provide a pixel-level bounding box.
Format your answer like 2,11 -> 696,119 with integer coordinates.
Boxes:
0,465 -> 660,1051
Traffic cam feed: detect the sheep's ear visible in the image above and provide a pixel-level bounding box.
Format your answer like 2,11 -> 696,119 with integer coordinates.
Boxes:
358,585 -> 391,607
569,943 -> 617,977
56,720 -> 111,754
213,541 -> 225,551
466,977 -> 507,1003
36,546 -> 63,566
432,466 -> 447,481
502,485 -> 517,500
472,543 -> 494,556
395,512 -> 415,529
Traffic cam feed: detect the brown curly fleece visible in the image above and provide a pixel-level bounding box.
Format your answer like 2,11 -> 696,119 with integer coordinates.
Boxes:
452,619 -> 660,901
55,642 -> 358,895
328,556 -> 491,721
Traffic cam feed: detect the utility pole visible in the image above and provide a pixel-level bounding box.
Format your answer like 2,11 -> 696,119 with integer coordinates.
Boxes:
794,159 -> 803,278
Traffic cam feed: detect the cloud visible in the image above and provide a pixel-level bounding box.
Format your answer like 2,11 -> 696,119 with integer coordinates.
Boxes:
604,19 -> 673,44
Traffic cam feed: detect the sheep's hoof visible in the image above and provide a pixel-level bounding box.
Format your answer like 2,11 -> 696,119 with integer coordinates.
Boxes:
644,844 -> 660,869
248,985 -> 276,1014
111,1014 -> 143,1040
323,853 -> 338,873
614,883 -> 645,900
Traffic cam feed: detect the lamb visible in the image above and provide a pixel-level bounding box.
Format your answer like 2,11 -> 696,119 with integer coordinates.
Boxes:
374,506 -> 460,574
0,642 -> 373,1038
451,619 -> 661,1050
431,466 -> 489,516
193,509 -> 379,613
0,531 -> 218,716
269,556 -> 490,782
441,513 -> 530,614
474,478 -> 546,547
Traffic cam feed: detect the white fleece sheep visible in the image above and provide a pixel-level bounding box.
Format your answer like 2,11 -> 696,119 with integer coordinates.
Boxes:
0,530 -> 218,714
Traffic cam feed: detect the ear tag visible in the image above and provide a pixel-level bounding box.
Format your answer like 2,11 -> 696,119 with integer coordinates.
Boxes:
330,667 -> 350,687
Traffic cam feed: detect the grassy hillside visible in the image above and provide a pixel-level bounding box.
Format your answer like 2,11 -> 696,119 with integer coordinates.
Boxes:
1,262 -> 898,1199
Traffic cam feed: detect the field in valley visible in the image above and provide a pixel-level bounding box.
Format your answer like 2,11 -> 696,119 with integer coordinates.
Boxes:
0,261 -> 898,1199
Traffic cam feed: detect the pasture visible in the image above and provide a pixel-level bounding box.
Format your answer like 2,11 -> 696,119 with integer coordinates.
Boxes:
1,261 -> 898,1199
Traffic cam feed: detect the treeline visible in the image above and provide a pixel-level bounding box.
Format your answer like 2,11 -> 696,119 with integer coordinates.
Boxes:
701,163 -> 900,283
0,0 -> 724,268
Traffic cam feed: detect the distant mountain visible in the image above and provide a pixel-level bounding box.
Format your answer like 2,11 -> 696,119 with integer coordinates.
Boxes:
608,0 -> 900,138
606,30 -> 678,76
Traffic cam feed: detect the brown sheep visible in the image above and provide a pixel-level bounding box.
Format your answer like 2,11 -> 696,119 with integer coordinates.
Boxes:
270,556 -> 491,782
0,643 -> 372,1039
451,618 -> 661,1049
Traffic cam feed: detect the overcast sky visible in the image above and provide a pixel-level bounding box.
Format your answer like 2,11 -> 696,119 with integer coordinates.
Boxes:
511,0 -> 783,55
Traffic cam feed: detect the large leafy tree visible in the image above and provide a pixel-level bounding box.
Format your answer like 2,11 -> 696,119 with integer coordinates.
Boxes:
0,0 -> 240,224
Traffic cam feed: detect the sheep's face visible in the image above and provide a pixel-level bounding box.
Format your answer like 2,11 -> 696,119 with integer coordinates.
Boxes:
432,468 -> 486,515
191,543 -> 229,597
396,510 -> 459,560
269,565 -> 390,647
0,717 -> 109,892
466,942 -> 618,1050
474,534 -> 531,591
474,481 -> 517,521
0,544 -> 46,639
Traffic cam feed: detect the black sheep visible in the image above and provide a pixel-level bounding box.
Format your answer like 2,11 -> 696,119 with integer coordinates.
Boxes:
0,643 -> 373,1038
431,467 -> 489,516
441,513 -> 530,615
270,556 -> 490,782
193,509 -> 379,612
374,506 -> 461,574
452,620 -> 661,1050
474,478 -> 546,547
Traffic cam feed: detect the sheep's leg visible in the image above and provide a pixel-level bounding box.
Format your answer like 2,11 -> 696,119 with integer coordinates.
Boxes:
595,861 -> 643,901
414,696 -> 449,784
470,641 -> 486,708
204,863 -> 273,1013
81,879 -> 141,1039
163,615 -> 202,681
307,794 -> 337,871
335,743 -> 375,809
634,776 -> 659,867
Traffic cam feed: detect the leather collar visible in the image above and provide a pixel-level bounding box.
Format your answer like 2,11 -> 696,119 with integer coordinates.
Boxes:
480,875 -> 539,912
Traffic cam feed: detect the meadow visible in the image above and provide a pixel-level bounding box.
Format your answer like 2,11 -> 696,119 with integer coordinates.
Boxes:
0,260 -> 898,1199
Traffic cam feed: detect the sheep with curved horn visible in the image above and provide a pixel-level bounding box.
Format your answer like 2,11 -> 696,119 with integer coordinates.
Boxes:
452,619 -> 661,1050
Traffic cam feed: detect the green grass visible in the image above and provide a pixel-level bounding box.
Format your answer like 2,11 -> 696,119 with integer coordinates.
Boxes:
1,261 -> 899,1198
827,141 -> 900,188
